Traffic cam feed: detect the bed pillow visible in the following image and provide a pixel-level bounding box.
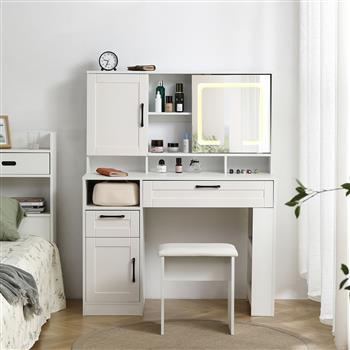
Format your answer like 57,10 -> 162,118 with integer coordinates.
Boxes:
0,197 -> 25,241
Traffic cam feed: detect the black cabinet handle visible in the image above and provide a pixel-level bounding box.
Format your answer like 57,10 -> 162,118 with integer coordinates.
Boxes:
140,103 -> 144,127
195,185 -> 221,189
2,161 -> 16,166
131,257 -> 136,283
99,215 -> 125,219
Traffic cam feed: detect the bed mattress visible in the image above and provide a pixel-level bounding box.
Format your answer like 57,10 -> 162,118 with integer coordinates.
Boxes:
0,235 -> 66,350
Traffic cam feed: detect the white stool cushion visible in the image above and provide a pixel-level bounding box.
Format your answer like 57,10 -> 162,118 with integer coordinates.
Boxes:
158,243 -> 238,257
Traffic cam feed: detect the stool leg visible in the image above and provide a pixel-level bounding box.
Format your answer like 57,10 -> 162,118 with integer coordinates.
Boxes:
228,257 -> 235,335
160,256 -> 165,335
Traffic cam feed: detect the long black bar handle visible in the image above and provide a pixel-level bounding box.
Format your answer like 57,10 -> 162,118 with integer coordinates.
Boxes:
99,215 -> 125,219
140,103 -> 144,127
2,161 -> 16,166
195,185 -> 221,189
131,258 -> 136,283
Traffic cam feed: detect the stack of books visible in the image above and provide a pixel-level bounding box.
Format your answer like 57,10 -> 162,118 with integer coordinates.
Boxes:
14,197 -> 46,214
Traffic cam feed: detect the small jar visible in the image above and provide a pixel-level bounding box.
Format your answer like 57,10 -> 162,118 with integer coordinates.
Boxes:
165,96 -> 173,112
157,159 -> 167,173
175,157 -> 183,173
151,140 -> 164,153
167,142 -> 179,152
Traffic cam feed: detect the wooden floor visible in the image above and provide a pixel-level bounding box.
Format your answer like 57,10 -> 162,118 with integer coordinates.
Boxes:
32,299 -> 335,350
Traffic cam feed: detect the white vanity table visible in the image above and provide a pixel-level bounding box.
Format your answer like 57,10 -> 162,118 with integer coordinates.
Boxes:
83,71 -> 275,317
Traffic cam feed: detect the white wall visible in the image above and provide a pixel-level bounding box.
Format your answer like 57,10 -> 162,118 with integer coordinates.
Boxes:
1,1 -> 306,299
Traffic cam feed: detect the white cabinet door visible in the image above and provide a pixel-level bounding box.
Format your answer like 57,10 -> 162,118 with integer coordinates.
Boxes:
192,74 -> 271,153
87,74 -> 148,155
86,237 -> 139,303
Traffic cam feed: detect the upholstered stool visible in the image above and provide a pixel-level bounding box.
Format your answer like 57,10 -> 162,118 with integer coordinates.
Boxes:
158,243 -> 238,335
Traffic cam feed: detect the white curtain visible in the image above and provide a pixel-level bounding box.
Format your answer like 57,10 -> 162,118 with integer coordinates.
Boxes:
300,1 -> 350,348
299,0 -> 337,324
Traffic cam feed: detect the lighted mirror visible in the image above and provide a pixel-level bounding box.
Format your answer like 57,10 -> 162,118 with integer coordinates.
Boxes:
192,74 -> 271,153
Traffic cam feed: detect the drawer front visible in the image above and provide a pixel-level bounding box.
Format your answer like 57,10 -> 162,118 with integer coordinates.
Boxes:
85,211 -> 139,238
143,181 -> 274,208
0,153 -> 50,175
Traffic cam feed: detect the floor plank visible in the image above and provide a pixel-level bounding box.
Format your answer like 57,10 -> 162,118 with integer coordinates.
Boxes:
32,299 -> 335,349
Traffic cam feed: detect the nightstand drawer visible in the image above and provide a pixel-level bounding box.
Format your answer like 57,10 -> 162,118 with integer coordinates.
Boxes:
0,153 -> 50,175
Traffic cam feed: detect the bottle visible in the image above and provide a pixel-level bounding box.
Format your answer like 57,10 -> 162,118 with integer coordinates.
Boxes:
175,158 -> 183,173
157,159 -> 167,173
175,83 -> 184,112
165,96 -> 173,112
183,133 -> 189,153
155,91 -> 162,113
155,81 -> 165,112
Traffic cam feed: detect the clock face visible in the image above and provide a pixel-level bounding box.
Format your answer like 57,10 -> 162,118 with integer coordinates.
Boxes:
99,51 -> 118,71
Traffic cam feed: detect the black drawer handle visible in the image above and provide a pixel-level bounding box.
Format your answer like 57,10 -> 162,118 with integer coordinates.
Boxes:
195,185 -> 221,189
99,215 -> 125,219
2,161 -> 16,166
131,257 -> 136,283
140,103 -> 144,127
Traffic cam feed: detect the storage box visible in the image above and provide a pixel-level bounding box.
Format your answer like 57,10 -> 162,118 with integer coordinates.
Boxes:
92,182 -> 139,206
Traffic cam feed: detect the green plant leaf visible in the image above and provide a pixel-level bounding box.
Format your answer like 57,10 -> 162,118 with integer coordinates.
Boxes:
341,264 -> 349,275
290,193 -> 308,203
296,179 -> 306,189
345,286 -> 350,290
340,278 -> 349,289
295,206 -> 301,218
285,201 -> 298,207
341,183 -> 350,190
346,190 -> 350,197
296,187 -> 306,194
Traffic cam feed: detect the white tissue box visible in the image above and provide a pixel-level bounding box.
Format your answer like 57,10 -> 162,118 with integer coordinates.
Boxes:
92,182 -> 139,206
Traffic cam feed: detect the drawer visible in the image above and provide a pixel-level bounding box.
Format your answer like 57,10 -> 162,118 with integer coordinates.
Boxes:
85,211 -> 139,238
0,153 -> 50,175
143,181 -> 274,208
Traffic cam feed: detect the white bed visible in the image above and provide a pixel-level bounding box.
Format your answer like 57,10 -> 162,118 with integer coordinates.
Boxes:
0,235 -> 66,350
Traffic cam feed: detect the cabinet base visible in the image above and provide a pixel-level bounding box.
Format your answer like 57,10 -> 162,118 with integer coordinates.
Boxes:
83,302 -> 144,315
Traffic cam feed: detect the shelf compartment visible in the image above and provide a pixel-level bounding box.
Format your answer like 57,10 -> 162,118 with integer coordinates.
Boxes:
148,112 -> 191,116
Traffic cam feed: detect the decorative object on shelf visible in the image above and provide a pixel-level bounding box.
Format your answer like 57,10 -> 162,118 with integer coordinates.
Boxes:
165,96 -> 173,112
92,182 -> 139,206
27,131 -> 40,149
175,158 -> 183,173
0,116 -> 11,149
175,83 -> 184,112
13,197 -> 45,214
96,167 -> 128,177
98,51 -> 118,71
155,91 -> 162,113
230,169 -> 258,175
127,65 -> 156,71
157,159 -> 167,173
150,140 -> 164,153
189,159 -> 201,173
156,81 -> 165,112
167,143 -> 179,153
183,133 -> 190,153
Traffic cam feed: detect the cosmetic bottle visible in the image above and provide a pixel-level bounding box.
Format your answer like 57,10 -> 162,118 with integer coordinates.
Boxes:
183,133 -> 190,153
156,81 -> 165,112
175,83 -> 184,112
157,159 -> 167,173
155,91 -> 162,113
165,96 -> 173,112
175,158 -> 183,173
167,143 -> 179,152
189,159 -> 201,172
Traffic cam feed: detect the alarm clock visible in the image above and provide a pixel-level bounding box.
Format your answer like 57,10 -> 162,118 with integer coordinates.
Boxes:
99,51 -> 118,71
